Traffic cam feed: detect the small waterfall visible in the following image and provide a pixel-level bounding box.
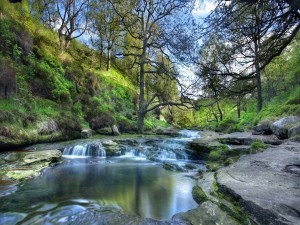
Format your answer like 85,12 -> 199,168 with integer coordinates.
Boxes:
63,144 -> 106,157
123,148 -> 146,158
179,130 -> 200,139
157,149 -> 177,160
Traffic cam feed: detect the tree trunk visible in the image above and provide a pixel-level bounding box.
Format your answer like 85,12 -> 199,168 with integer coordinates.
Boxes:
59,33 -> 69,54
99,44 -> 103,70
137,40 -> 147,133
237,99 -> 241,119
216,101 -> 223,121
107,46 -> 111,71
254,39 -> 263,112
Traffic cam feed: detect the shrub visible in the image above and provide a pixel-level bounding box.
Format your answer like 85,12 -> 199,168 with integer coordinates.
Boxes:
208,144 -> 230,161
209,150 -> 222,161
250,140 -> 267,154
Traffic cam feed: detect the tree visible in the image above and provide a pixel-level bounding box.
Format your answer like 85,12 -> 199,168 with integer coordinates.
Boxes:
89,0 -> 121,70
39,0 -> 90,53
202,0 -> 300,112
109,0 -> 196,133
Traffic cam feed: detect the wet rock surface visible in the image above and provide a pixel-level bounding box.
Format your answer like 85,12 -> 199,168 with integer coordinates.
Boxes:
172,201 -> 239,225
0,150 -> 62,192
217,141 -> 300,225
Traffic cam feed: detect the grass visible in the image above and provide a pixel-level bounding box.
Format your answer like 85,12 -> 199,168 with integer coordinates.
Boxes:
250,140 -> 267,154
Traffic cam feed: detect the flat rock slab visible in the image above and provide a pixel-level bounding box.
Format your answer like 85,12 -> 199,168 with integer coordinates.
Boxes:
217,132 -> 283,145
217,141 -> 300,225
23,150 -> 62,164
172,201 -> 239,225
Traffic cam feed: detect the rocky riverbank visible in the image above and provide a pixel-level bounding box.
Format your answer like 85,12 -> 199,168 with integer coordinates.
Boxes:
188,127 -> 300,225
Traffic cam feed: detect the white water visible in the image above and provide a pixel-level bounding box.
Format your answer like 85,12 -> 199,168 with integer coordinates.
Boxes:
63,144 -> 106,158
179,130 -> 200,139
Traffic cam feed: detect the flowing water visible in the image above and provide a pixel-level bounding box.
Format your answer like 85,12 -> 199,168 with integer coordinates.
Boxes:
0,130 -> 203,224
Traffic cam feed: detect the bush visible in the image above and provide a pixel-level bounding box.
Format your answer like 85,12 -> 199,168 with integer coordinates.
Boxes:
208,144 -> 230,161
250,140 -> 267,154
209,150 -> 222,161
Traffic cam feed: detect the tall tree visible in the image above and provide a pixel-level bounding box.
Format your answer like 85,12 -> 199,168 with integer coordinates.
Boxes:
89,0 -> 121,70
109,0 -> 196,133
39,0 -> 90,53
202,0 -> 300,112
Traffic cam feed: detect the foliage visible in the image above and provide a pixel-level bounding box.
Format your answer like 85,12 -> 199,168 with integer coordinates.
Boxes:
208,145 -> 230,161
250,140 -> 267,154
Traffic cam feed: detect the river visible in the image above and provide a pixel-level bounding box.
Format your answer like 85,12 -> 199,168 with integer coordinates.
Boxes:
0,130 -> 204,224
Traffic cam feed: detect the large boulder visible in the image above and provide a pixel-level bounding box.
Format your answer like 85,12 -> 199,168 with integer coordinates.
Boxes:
270,116 -> 300,139
252,120 -> 273,135
217,142 -> 300,225
81,129 -> 93,139
111,125 -> 120,136
288,124 -> 300,140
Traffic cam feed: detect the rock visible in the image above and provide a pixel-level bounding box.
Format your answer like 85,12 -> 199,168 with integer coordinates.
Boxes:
155,127 -> 180,136
111,124 -> 120,136
192,186 -> 208,204
37,120 -> 58,135
22,150 -> 62,165
163,162 -> 187,172
81,129 -> 93,139
252,120 -> 273,135
172,201 -> 239,225
217,142 -> 300,225
288,124 -> 300,139
218,132 -> 283,145
102,140 -> 118,146
189,140 -> 224,159
197,172 -> 218,202
3,150 -> 62,182
43,208 -> 187,225
6,170 -> 39,181
270,116 -> 300,139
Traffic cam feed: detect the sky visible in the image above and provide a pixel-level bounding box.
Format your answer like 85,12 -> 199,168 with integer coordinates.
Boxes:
192,0 -> 216,18
177,0 -> 217,96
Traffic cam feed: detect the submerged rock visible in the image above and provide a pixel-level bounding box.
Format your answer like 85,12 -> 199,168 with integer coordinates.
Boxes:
217,141 -> 300,225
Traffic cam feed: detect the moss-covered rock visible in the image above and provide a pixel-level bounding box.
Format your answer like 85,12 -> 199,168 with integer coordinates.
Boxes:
2,150 -> 62,182
162,162 -> 186,172
192,186 -> 208,204
250,140 -> 267,154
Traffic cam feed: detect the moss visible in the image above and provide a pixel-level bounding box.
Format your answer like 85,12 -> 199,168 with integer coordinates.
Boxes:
206,162 -> 221,172
192,186 -> 208,204
208,144 -> 230,161
250,140 -> 267,154
184,163 -> 197,170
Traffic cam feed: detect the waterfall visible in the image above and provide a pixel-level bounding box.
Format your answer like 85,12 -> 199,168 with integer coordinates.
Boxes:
179,130 -> 200,139
63,144 -> 106,157
123,147 -> 146,158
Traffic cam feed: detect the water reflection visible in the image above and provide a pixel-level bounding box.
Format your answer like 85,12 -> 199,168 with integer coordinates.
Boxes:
0,157 -> 197,223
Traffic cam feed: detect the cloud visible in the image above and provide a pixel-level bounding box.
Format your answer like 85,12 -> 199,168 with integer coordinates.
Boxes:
192,0 -> 216,17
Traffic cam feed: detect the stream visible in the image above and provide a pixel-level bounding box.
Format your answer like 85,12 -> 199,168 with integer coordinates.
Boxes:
0,130 -> 204,224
